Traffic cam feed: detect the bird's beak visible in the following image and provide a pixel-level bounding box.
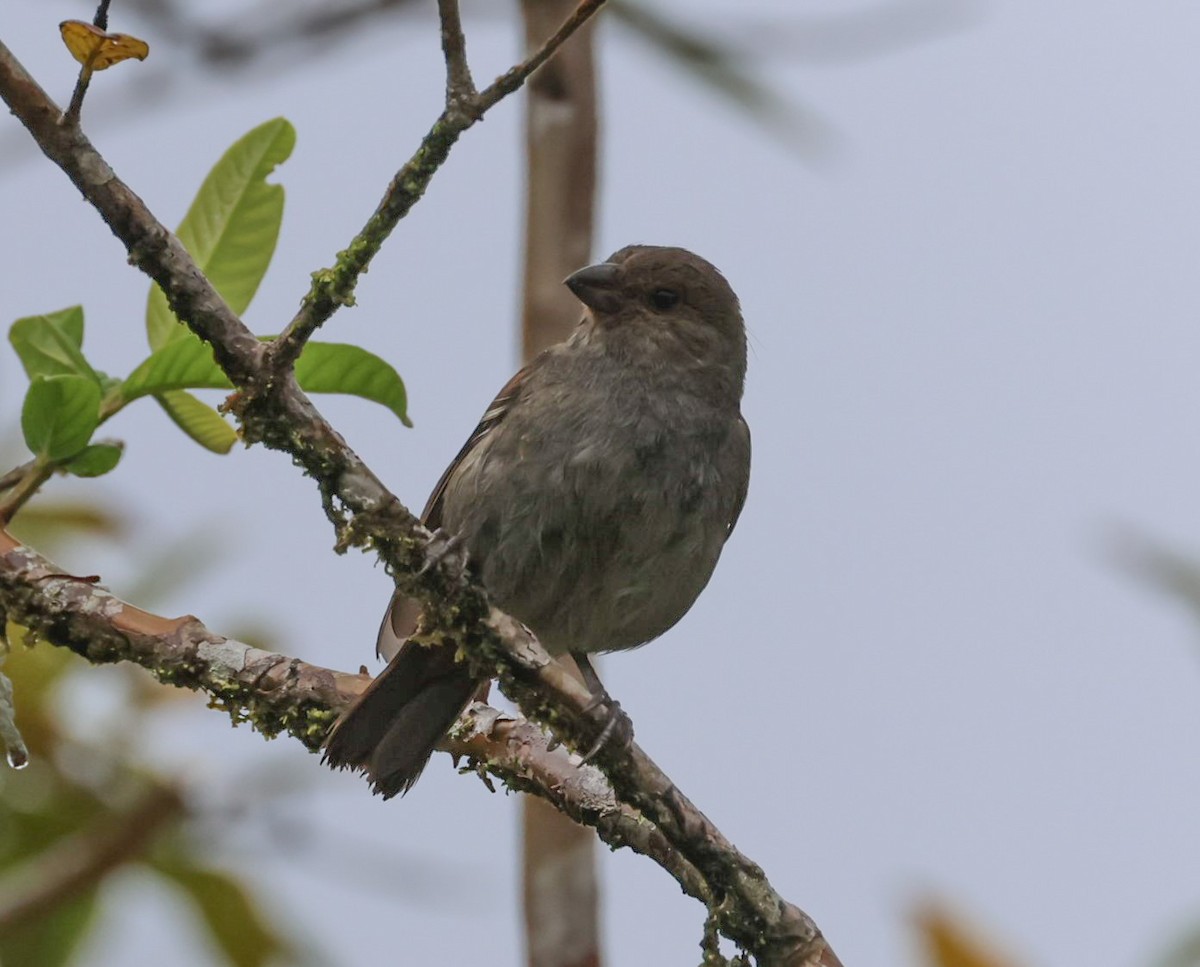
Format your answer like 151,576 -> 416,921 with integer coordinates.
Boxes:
564,262 -> 621,314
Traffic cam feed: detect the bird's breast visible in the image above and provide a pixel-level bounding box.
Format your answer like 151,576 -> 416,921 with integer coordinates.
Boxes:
441,368 -> 739,655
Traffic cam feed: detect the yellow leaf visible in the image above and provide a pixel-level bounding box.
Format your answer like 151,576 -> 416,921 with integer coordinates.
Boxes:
59,20 -> 149,70
916,904 -> 1023,967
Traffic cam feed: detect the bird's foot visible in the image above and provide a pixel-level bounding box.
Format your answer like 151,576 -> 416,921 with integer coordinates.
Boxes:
567,651 -> 634,762
418,527 -> 467,582
580,692 -> 634,763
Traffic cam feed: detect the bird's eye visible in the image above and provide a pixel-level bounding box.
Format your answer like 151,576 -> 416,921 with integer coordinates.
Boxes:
649,288 -> 680,311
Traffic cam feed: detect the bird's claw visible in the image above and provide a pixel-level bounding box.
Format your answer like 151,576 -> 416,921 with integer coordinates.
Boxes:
580,695 -> 634,763
419,528 -> 467,580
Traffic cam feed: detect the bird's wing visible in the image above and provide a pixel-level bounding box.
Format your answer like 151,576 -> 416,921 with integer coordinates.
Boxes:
726,414 -> 752,538
419,363 -> 530,529
376,361 -> 535,659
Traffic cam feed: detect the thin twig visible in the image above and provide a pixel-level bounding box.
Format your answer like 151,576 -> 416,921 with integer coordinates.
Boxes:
0,460 -> 37,493
93,0 -> 113,31
62,64 -> 94,127
0,462 -> 53,525
476,0 -> 607,113
61,0 -> 115,126
0,16 -> 840,964
437,0 -> 476,106
265,0 -> 609,372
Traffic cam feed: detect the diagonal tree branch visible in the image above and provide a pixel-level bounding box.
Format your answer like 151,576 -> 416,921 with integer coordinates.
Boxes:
0,529 -> 711,906
267,0 -> 609,371
0,522 -> 838,965
0,14 -> 840,966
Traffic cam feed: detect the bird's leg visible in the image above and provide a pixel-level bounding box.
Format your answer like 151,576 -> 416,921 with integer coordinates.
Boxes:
571,651 -> 634,762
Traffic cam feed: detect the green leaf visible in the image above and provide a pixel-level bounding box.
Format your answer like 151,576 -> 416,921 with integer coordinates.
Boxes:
122,336 -> 411,426
156,391 -> 238,454
294,342 -> 412,427
118,336 -> 236,452
122,333 -> 232,400
0,893 -> 99,967
21,375 -> 101,460
63,442 -> 124,477
9,307 -> 99,383
156,862 -> 287,967
146,118 -> 295,349
96,370 -> 123,395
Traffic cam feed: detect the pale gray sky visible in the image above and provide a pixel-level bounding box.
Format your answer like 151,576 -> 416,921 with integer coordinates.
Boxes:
3,2 -> 1200,966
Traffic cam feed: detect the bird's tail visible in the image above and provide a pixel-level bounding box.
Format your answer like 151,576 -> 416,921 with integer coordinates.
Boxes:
323,640 -> 478,798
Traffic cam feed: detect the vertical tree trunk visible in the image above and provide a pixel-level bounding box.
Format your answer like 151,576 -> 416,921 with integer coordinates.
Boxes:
520,1 -> 599,357
518,4 -> 601,967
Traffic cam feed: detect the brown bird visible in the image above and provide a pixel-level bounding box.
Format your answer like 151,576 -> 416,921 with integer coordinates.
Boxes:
323,245 -> 750,797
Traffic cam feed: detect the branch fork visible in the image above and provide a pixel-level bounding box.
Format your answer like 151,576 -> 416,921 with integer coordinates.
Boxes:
0,4 -> 841,964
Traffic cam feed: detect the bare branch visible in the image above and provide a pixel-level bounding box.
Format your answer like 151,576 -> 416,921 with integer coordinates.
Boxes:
456,706 -> 710,905
0,520 -> 836,965
0,530 -> 359,743
0,531 -> 708,909
266,0 -> 610,371
0,16 -> 840,964
264,105 -> 465,370
62,70 -> 94,127
93,0 -> 114,31
437,0 -> 476,106
476,0 -> 607,114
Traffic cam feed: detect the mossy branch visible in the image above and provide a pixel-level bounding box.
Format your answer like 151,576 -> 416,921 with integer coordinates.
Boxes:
0,8 -> 841,963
